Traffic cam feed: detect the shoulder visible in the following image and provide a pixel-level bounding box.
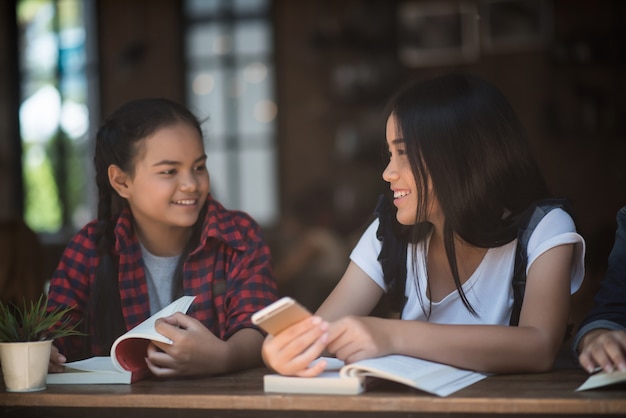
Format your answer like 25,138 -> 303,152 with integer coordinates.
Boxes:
203,197 -> 266,250
55,220 -> 101,270
537,207 -> 575,231
527,207 -> 584,256
616,205 -> 626,228
66,220 -> 100,249
349,219 -> 382,271
353,219 -> 381,249
526,208 -> 586,288
531,208 -> 579,244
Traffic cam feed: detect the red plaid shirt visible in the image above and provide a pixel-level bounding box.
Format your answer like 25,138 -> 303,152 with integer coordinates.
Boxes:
48,196 -> 277,359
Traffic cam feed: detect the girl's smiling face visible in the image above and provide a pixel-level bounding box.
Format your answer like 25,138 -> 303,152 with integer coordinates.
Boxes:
110,121 -> 210,234
382,114 -> 441,226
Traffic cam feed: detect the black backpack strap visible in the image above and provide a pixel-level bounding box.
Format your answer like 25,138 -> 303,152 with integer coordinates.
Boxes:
509,198 -> 571,326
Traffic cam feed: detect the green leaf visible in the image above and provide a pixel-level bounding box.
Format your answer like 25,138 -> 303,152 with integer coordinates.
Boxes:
0,294 -> 85,342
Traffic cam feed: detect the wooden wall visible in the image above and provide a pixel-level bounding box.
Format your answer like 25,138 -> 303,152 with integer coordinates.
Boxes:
96,0 -> 186,118
275,0 -> 626,243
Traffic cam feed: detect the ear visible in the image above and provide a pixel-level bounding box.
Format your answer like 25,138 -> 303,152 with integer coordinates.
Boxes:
108,164 -> 131,198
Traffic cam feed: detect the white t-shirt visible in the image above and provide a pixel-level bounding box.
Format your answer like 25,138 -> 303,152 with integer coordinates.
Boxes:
350,209 -> 585,325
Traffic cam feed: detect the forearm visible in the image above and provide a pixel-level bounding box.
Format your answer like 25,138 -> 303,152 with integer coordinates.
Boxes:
316,262 -> 383,320
220,328 -> 265,373
385,319 -> 564,373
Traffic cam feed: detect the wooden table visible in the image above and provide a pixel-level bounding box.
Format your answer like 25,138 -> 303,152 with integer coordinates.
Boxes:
1,367 -> 625,417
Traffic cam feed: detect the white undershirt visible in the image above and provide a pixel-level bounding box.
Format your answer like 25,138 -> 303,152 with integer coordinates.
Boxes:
140,243 -> 180,315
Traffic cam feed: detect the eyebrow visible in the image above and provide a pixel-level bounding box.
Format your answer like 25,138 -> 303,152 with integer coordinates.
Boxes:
152,154 -> 207,167
390,138 -> 406,145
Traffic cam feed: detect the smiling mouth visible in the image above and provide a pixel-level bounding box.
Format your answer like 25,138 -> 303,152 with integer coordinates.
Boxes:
172,199 -> 197,205
393,190 -> 410,198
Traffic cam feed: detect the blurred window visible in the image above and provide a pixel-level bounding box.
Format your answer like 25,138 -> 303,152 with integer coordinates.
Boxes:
17,0 -> 96,235
184,0 -> 278,226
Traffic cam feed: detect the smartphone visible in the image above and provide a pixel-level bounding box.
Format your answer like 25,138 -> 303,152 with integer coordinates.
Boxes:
252,296 -> 312,335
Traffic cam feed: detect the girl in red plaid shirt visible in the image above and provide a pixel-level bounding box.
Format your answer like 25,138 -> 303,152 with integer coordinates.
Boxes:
47,98 -> 277,378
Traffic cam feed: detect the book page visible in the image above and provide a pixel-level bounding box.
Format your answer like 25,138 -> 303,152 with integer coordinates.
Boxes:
117,296 -> 196,344
576,370 -> 626,391
110,295 -> 196,372
60,356 -> 128,374
341,354 -> 487,397
316,356 -> 345,371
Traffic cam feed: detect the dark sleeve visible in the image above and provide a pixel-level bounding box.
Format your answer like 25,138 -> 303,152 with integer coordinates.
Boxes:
581,206 -> 626,328
572,206 -> 626,356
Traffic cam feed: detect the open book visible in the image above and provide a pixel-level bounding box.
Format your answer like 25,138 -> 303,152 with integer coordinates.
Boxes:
264,354 -> 487,397
576,369 -> 626,392
46,295 -> 196,384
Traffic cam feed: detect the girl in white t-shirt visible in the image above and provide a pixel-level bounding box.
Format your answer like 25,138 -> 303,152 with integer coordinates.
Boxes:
262,73 -> 585,376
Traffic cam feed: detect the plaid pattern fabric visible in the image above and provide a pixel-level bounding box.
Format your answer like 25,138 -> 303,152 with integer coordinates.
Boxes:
48,195 -> 277,359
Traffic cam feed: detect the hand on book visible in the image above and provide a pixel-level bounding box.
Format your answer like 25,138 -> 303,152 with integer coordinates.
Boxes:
262,315 -> 330,377
326,316 -> 393,364
143,312 -> 228,377
578,329 -> 626,374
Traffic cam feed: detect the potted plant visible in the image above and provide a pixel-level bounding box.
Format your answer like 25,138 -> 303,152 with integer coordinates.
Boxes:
0,295 -> 83,392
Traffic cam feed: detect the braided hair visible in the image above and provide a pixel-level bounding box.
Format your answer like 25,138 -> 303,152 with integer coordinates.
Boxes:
88,98 -> 206,353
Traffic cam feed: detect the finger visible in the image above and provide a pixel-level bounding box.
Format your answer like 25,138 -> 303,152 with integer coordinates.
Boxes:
156,315 -> 181,327
333,338 -> 369,364
146,342 -> 177,370
276,337 -> 330,377
272,317 -> 328,355
48,363 -> 66,373
342,348 -> 371,364
50,345 -> 66,364
145,356 -> 176,378
166,312 -> 199,329
578,352 -> 597,374
288,331 -> 329,369
155,317 -> 189,342
609,332 -> 626,371
150,339 -> 175,356
264,324 -> 329,375
604,339 -> 626,372
325,321 -> 352,355
588,344 -> 614,373
294,358 -> 328,377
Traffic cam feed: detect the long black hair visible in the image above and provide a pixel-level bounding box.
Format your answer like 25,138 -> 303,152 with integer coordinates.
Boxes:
382,73 -> 550,317
88,98 -> 206,353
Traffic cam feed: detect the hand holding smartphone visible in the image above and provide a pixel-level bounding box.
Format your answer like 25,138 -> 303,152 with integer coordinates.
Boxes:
252,297 -> 312,335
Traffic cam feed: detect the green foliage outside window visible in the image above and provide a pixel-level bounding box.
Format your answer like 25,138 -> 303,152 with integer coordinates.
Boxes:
23,143 -> 62,232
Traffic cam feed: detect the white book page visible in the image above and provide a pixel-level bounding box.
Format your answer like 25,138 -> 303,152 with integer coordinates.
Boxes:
316,356 -> 345,371
341,354 -> 487,397
577,370 -> 626,391
61,356 -> 127,374
114,295 -> 196,345
109,295 -> 195,372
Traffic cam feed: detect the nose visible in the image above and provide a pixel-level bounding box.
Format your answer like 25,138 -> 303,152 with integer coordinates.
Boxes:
180,172 -> 198,192
382,159 -> 397,183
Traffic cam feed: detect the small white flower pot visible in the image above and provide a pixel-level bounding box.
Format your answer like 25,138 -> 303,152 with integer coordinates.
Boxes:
0,340 -> 52,392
